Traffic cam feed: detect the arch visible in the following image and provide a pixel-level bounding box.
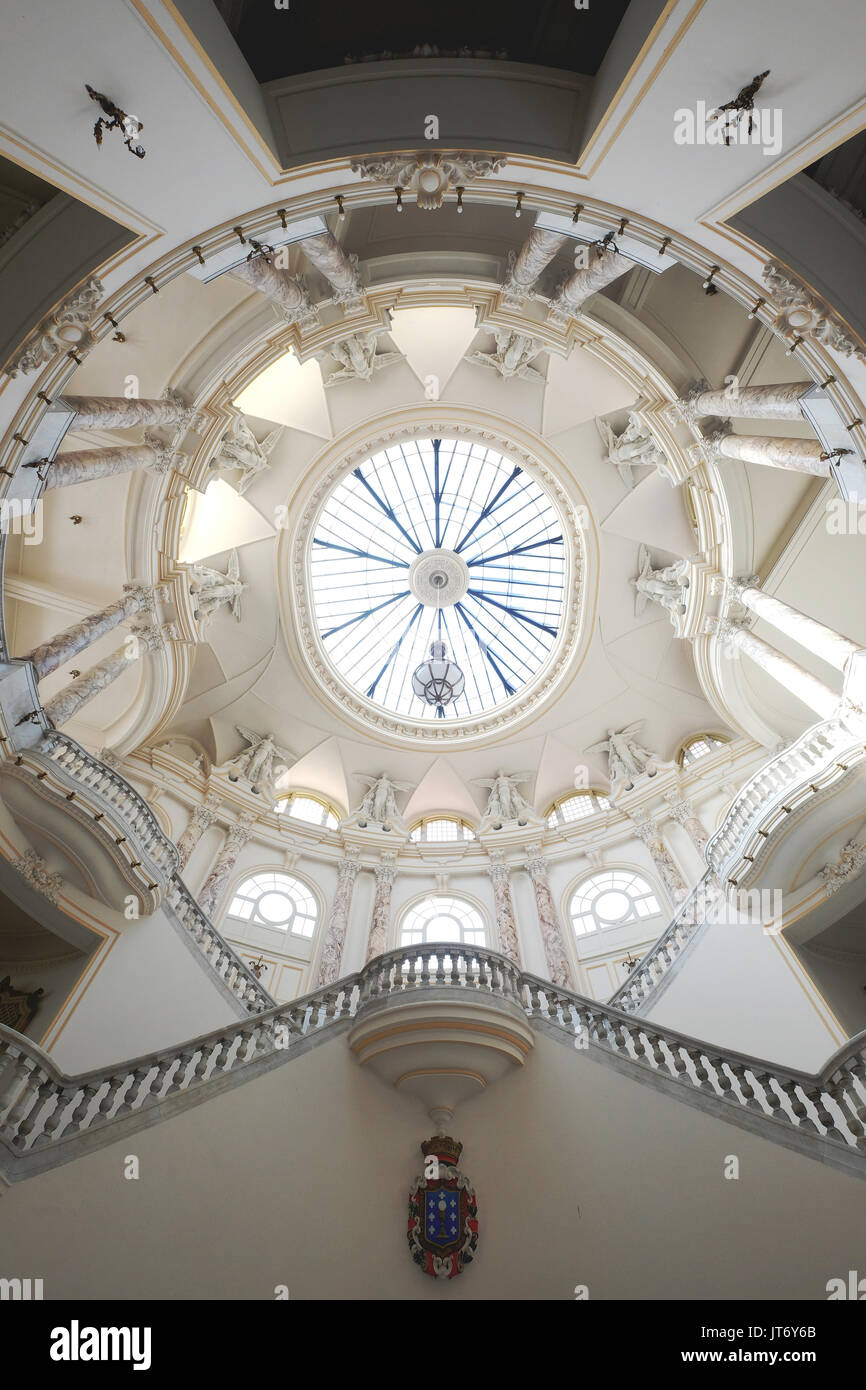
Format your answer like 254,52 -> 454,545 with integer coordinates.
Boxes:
274,791 -> 341,828
546,788 -> 612,827
396,890 -> 489,950
409,815 -> 475,843
566,866 -> 663,938
676,731 -> 731,769
224,867 -> 321,939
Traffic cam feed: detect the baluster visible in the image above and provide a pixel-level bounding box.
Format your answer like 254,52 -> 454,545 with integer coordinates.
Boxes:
0,1054 -> 36,1124
450,951 -> 461,987
116,1066 -> 153,1116
12,1080 -> 57,1149
165,1051 -> 195,1095
93,1077 -> 123,1126
69,1081 -> 102,1133
435,952 -> 446,986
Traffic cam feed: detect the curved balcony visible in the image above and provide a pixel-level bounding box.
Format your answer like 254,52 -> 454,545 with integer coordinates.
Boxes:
1,943 -> 863,1184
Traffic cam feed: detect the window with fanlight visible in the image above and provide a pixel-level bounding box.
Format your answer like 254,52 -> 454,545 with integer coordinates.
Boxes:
399,895 -> 487,947
569,870 -> 661,936
409,816 -> 475,843
274,793 -> 339,828
546,789 -> 612,828
227,872 -> 319,937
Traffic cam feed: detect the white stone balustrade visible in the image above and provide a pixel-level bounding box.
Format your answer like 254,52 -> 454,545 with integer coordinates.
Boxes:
3,940 -> 863,1181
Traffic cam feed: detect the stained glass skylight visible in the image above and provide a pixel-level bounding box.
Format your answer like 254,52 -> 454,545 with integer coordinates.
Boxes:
309,437 -> 565,720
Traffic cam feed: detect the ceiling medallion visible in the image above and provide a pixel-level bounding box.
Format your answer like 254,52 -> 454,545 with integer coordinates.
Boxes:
288,416 -> 589,747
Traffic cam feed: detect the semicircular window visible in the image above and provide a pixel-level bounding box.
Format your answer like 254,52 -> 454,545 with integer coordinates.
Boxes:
310,438 -> 565,720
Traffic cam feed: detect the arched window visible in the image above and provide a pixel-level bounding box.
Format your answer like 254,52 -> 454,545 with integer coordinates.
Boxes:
410,817 -> 475,843
227,872 -> 319,937
569,870 -> 661,936
400,895 -> 486,948
677,733 -> 729,768
547,789 -> 611,828
274,793 -> 339,828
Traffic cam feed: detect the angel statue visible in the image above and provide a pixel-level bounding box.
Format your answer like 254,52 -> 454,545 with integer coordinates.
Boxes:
595,414 -> 666,487
188,549 -> 245,626
585,722 -> 662,792
474,771 -> 538,826
228,727 -> 295,797
208,412 -> 283,494
354,773 -> 414,830
633,544 -> 690,618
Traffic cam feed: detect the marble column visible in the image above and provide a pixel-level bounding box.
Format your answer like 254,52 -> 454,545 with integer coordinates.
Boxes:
176,793 -> 222,871
684,382 -> 810,422
486,851 -> 522,966
730,578 -> 860,673
317,849 -> 361,985
365,853 -> 397,963
711,617 -> 839,719
548,245 -> 630,323
23,582 -> 166,680
42,623 -> 173,728
230,255 -> 317,326
665,798 -> 711,857
298,231 -> 363,303
524,844 -> 573,987
44,436 -> 174,489
503,228 -> 567,300
706,433 -> 828,477
55,390 -> 194,432
632,818 -> 690,905
198,813 -> 255,921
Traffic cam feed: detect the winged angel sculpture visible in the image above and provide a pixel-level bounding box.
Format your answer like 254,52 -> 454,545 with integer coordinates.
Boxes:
474,771 -> 540,826
353,773 -> 415,831
228,727 -> 295,799
585,722 -> 662,793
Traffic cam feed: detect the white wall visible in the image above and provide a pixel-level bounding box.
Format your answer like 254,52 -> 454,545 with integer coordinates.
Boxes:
2,1027 -> 861,1300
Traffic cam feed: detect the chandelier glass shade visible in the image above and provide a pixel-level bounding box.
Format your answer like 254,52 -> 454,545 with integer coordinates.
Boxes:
411,639 -> 466,714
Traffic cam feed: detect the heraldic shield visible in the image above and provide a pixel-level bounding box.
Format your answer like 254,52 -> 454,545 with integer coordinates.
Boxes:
408,1135 -> 478,1279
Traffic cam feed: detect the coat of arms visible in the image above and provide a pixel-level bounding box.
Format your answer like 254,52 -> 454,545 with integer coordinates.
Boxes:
408,1135 -> 478,1279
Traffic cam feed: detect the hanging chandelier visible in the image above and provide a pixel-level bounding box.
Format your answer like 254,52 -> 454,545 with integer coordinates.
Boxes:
411,639 -> 465,712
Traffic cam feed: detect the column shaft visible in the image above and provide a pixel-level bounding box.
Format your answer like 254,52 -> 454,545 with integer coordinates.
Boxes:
198,817 -> 254,920
23,584 -> 160,679
549,246 -> 629,320
692,382 -> 809,420
176,795 -> 221,871
299,231 -> 362,300
317,853 -> 361,985
504,228 -> 567,296
525,846 -> 572,987
41,625 -> 167,727
718,621 -> 839,718
738,585 -> 859,672
634,821 -> 690,904
487,853 -> 522,966
716,434 -> 828,476
55,393 -> 193,431
365,855 -> 396,962
44,440 -> 171,489
230,256 -> 313,323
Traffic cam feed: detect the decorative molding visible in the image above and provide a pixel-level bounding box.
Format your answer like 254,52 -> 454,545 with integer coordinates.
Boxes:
5,277 -> 103,378
350,152 -> 506,210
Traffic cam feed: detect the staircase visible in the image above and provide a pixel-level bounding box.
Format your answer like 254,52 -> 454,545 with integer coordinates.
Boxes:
2,941 -> 864,1183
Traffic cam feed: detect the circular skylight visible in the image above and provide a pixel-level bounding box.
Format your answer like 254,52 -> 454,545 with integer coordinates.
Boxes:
309,437 -> 565,721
